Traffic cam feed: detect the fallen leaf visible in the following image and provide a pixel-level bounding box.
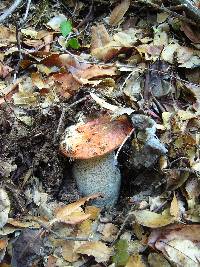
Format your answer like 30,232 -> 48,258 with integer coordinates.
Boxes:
52,194 -> 100,224
112,239 -> 129,266
0,63 -> 13,78
181,23 -> 200,44
0,238 -> 8,250
77,241 -> 113,262
0,25 -> 16,46
164,239 -> 200,267
0,189 -> 10,228
170,194 -> 180,219
61,241 -> 80,262
150,225 -> 200,266
125,254 -> 147,267
109,0 -> 130,26
132,210 -> 174,228
148,253 -> 171,267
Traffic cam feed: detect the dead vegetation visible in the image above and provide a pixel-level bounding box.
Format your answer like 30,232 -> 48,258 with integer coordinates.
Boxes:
0,0 -> 200,266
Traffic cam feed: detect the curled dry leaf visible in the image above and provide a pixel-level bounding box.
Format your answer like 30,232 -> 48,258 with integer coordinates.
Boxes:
76,241 -> 113,263
91,24 -> 145,61
109,0 -> 130,26
132,210 -> 174,228
51,194 -> 100,225
60,115 -> 133,159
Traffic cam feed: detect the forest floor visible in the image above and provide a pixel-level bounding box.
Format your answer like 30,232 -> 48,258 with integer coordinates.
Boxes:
0,0 -> 200,266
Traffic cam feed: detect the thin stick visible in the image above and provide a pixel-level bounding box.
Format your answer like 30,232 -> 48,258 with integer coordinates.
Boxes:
22,0 -> 32,23
0,0 -> 23,23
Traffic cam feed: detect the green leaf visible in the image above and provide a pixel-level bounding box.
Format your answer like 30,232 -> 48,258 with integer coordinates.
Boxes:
60,20 -> 72,37
67,38 -> 80,49
112,239 -> 129,266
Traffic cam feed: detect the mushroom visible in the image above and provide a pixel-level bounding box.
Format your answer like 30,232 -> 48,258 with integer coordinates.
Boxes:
60,115 -> 133,207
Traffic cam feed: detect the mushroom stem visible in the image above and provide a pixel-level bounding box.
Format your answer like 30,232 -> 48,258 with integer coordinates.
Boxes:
72,152 -> 121,207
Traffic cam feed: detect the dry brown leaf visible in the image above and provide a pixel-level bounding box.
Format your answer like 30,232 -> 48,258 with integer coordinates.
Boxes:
91,25 -> 120,61
72,65 -> 117,81
62,241 -> 80,262
85,206 -> 101,220
109,0 -> 130,26
101,223 -> 118,242
181,23 -> 200,44
46,255 -> 57,267
0,25 -> 16,46
91,24 -> 111,52
170,194 -> 180,219
52,72 -> 81,98
0,63 -> 13,78
0,238 -> 8,250
52,194 -> 100,224
76,241 -> 113,262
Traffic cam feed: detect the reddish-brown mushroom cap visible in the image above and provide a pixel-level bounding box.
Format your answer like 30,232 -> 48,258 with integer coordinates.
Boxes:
60,115 -> 133,159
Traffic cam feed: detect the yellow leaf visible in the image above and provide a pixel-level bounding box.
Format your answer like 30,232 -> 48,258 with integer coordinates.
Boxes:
132,210 -> 174,228
170,194 -> 180,219
76,241 -> 113,262
61,241 -> 80,262
125,254 -> 146,267
51,194 -> 99,225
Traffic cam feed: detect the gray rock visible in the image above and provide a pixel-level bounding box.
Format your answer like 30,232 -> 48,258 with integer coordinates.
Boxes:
72,152 -> 121,208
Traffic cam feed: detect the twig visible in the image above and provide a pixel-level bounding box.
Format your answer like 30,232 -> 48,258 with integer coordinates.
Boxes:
164,168 -> 200,175
111,209 -> 134,245
22,0 -> 32,23
136,0 -> 197,26
77,0 -> 94,28
0,0 -> 23,23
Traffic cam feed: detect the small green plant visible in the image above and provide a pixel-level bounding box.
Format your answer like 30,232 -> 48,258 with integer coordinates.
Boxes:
60,20 -> 80,49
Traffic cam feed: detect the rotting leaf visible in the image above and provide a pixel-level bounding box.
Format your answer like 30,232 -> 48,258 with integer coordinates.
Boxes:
11,229 -> 44,267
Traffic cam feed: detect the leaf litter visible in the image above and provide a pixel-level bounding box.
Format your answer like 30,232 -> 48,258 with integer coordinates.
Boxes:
0,0 -> 200,266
